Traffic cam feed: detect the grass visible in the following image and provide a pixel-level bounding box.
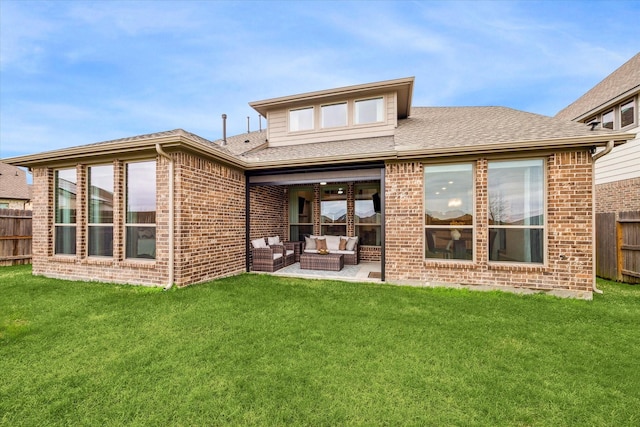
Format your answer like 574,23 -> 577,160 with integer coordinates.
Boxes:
1,265 -> 639,426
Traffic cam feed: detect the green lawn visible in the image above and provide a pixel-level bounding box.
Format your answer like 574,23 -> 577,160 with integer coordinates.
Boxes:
1,265 -> 639,426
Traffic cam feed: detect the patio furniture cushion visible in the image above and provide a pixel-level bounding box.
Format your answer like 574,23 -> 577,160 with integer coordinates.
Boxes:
267,236 -> 281,245
339,238 -> 347,250
305,236 -> 316,250
316,238 -> 328,251
345,237 -> 358,251
252,238 -> 268,249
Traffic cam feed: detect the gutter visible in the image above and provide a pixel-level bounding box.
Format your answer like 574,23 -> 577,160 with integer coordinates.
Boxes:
155,143 -> 175,291
590,140 -> 615,294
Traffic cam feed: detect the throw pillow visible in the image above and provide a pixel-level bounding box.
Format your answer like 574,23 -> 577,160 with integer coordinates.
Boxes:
251,238 -> 267,249
339,238 -> 347,250
316,238 -> 328,251
305,236 -> 316,250
345,237 -> 358,251
267,236 -> 280,245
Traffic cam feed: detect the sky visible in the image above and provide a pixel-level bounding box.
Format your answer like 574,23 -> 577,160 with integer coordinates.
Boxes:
1,0 -> 639,160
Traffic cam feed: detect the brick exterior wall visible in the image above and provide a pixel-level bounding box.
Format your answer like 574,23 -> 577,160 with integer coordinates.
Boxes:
384,151 -> 595,298
29,152 -> 249,287
30,158 -> 170,286
596,177 -> 640,215
173,153 -> 247,286
249,185 -> 287,267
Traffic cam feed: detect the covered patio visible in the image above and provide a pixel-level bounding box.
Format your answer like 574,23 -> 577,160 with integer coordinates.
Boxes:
247,164 -> 385,281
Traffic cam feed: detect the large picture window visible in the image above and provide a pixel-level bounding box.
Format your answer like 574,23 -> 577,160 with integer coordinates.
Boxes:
321,186 -> 347,236
488,159 -> 544,264
424,163 -> 474,260
54,168 -> 77,255
355,183 -> 381,246
289,187 -> 314,241
88,165 -> 114,257
126,161 -> 156,259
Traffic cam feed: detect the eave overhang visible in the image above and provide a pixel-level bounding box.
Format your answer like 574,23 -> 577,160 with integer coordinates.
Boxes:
3,131 -> 248,171
249,77 -> 415,119
4,130 -> 634,172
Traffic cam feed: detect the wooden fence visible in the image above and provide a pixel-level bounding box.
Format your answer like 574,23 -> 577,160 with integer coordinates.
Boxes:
0,209 -> 32,266
596,210 -> 640,284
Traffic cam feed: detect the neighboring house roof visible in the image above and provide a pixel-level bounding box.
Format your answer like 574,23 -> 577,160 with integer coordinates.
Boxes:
0,162 -> 31,200
556,52 -> 640,121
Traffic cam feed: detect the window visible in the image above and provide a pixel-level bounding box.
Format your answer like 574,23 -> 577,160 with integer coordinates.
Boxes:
126,161 -> 156,259
54,168 -> 77,255
488,159 -> 544,264
321,102 -> 347,128
321,186 -> 347,236
355,97 -> 384,124
289,187 -> 314,241
602,109 -> 614,129
289,107 -> 314,132
0,202 -> 9,209
355,183 -> 381,246
621,99 -> 635,128
88,165 -> 114,257
424,164 -> 474,260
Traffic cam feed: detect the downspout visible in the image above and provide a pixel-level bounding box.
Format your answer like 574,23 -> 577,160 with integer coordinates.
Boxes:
156,143 -> 175,290
590,140 -> 615,294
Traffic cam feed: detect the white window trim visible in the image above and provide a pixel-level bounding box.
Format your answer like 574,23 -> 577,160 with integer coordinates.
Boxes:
354,96 -> 386,126
87,164 -> 114,258
53,168 -> 77,256
288,106 -> 315,133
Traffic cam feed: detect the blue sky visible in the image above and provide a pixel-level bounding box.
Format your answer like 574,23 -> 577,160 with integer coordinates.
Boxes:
1,0 -> 639,159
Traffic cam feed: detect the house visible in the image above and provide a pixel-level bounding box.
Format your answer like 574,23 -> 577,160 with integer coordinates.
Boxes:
3,77 -> 636,298
0,162 -> 32,210
556,52 -> 640,282
556,52 -> 640,215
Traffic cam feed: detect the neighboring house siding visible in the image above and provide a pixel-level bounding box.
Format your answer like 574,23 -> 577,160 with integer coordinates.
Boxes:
30,159 -> 170,285
384,151 -> 594,296
173,153 -> 247,285
595,125 -> 640,185
0,199 -> 30,209
596,177 -> 640,214
266,92 -> 397,147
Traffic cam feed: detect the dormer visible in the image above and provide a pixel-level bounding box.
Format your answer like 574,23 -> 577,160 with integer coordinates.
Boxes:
249,77 -> 414,147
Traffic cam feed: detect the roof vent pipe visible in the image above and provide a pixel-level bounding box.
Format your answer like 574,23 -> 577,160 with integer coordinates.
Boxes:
221,114 -> 227,146
259,115 -> 262,132
247,116 -> 250,133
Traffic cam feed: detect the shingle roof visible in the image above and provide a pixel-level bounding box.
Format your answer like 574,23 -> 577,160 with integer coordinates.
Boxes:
396,106 -> 611,151
0,162 -> 31,200
221,106 -> 624,165
556,52 -> 640,121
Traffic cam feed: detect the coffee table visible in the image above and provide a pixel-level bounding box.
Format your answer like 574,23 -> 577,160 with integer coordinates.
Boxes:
299,252 -> 344,271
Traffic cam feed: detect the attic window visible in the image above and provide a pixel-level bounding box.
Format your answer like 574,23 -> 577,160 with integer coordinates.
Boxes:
321,102 -> 347,128
355,97 -> 384,125
289,107 -> 314,132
